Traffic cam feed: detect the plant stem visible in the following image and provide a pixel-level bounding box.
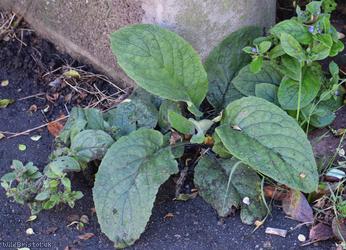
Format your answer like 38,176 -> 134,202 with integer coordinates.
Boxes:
296,64 -> 304,121
302,78 -> 346,133
221,161 -> 242,214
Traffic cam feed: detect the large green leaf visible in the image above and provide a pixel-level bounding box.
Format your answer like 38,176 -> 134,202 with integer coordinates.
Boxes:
110,24 -> 208,116
222,158 -> 267,225
71,130 -> 114,162
216,97 -> 318,193
232,62 -> 282,96
278,65 -> 321,110
93,128 -> 178,248
195,154 -> 266,224
195,155 -> 240,217
280,33 -> 306,62
270,19 -> 312,45
205,26 -> 261,111
106,98 -> 158,138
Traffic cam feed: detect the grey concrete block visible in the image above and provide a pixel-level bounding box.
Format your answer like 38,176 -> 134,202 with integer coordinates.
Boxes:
1,0 -> 276,87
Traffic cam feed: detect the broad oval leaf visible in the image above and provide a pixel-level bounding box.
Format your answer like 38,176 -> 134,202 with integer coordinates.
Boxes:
168,110 -> 195,134
278,65 -> 321,110
302,104 -> 336,128
44,156 -> 80,178
71,130 -> 114,162
232,62 -> 282,96
106,98 -> 158,138
270,19 -> 312,45
110,24 -> 208,116
310,34 -> 333,61
205,26 -> 261,111
250,56 -> 264,74
216,97 -> 318,192
195,155 -> 240,217
224,159 -> 267,225
195,154 -> 266,224
269,44 -> 286,59
280,33 -> 306,62
93,128 -> 178,248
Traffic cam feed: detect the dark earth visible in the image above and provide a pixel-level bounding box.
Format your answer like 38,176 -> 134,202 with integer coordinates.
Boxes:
1,4 -> 346,250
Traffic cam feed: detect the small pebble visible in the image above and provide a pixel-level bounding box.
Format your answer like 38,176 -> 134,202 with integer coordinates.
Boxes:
243,197 -> 250,205
80,215 -> 89,224
298,234 -> 306,242
26,228 -> 34,235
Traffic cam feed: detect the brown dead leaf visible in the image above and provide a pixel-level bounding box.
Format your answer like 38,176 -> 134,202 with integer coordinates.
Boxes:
309,223 -> 333,242
183,134 -> 192,140
164,213 -> 174,219
253,219 -> 265,232
335,128 -> 346,137
169,131 -> 182,145
332,217 -> 346,241
78,232 -> 95,240
203,135 -> 214,146
264,186 -> 289,201
47,117 -> 65,138
282,190 -> 313,223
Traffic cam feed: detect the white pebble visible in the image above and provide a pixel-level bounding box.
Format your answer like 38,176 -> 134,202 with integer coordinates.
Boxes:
26,228 -> 35,235
298,234 -> 306,242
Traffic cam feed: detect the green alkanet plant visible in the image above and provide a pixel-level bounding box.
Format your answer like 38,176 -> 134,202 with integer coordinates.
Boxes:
1,1 -> 344,248
242,0 -> 344,127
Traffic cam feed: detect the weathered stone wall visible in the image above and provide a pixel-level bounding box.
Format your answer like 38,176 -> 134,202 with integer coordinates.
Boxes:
1,0 -> 276,87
